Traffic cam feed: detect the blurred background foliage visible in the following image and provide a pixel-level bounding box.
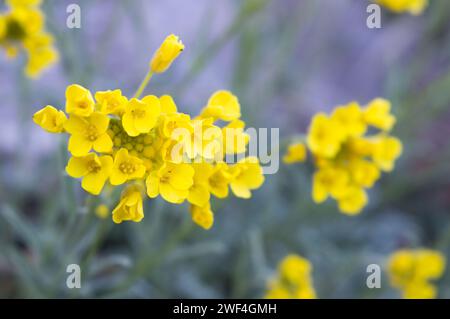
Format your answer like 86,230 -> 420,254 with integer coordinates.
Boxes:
1,0 -> 450,298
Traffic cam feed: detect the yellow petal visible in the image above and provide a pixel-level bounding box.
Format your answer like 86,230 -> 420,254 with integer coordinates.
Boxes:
68,134 -> 92,156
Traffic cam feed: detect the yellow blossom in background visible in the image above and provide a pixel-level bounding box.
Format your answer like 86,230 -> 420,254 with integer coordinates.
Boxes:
150,34 -> 184,73
307,113 -> 345,158
265,254 -> 316,299
0,0 -> 58,77
283,142 -> 307,164
95,204 -> 109,219
364,98 -> 396,131
33,35 -> 265,229
387,249 -> 446,299
288,98 -> 402,215
32,105 -> 67,133
376,0 -> 428,15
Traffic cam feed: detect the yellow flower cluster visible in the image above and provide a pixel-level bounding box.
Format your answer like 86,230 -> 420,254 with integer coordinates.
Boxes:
0,0 -> 58,77
284,98 -> 402,215
387,249 -> 446,299
265,254 -> 316,299
376,0 -> 428,15
33,34 -> 264,230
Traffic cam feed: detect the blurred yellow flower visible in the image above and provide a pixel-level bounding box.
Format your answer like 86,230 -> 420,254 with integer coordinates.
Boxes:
33,105 -> 67,133
150,34 -> 184,73
283,142 -> 307,164
288,98 -> 402,215
95,204 -> 110,219
363,98 -> 396,131
307,113 -> 345,158
265,254 -> 316,299
33,35 -> 265,228
0,0 -> 58,77
112,185 -> 144,224
387,249 -> 446,299
66,153 -> 113,195
376,0 -> 428,15
371,136 -> 403,172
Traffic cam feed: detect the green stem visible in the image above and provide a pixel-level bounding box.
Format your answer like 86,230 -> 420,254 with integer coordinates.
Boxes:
133,70 -> 153,99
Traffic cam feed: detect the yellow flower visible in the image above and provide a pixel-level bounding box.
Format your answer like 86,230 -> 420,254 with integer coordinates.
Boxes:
150,34 -> 184,73
364,98 -> 396,131
64,112 -> 113,156
278,255 -> 312,284
387,249 -> 446,299
307,113 -> 345,158
190,202 -> 214,230
349,158 -> 380,188
66,153 -> 113,195
95,89 -> 128,115
0,1 -> 58,77
33,105 -> 67,133
336,186 -> 368,215
65,84 -> 95,117
199,90 -> 241,122
33,36 -> 264,229
112,185 -> 144,223
331,102 -> 366,138
312,166 -> 350,203
229,157 -> 265,199
371,136 -> 402,172
283,142 -> 307,164
376,0 -> 428,15
265,254 -> 316,299
289,98 -> 401,215
413,250 -> 446,280
110,148 -> 146,185
160,112 -> 191,138
207,162 -> 232,198
122,96 -> 161,137
146,162 -> 194,204
188,163 -> 212,207
95,204 -> 109,219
